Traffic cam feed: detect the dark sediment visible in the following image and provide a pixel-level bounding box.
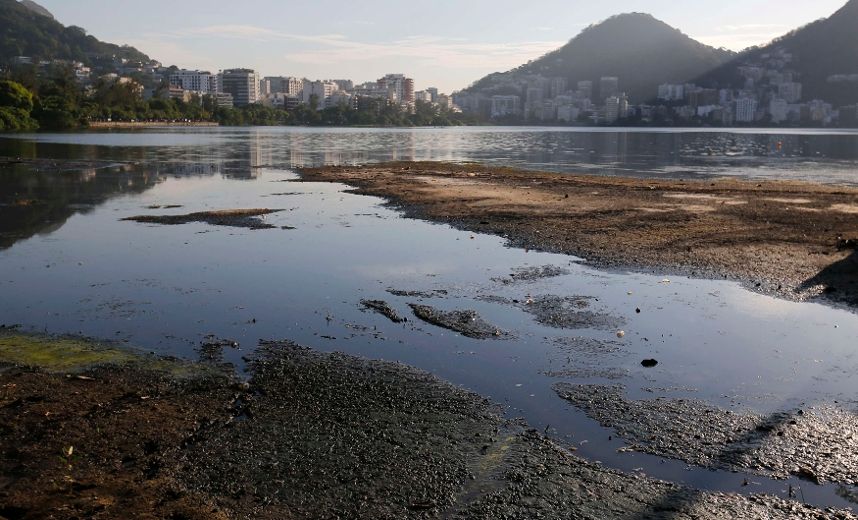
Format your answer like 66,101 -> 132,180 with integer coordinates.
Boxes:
360,299 -> 407,323
122,209 -> 284,229
554,383 -> 858,486
409,304 -> 507,339
387,288 -> 449,298
519,295 -> 625,330
491,264 -> 571,285
0,333 -> 853,519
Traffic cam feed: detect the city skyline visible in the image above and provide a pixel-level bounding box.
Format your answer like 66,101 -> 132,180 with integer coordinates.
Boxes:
32,0 -> 846,93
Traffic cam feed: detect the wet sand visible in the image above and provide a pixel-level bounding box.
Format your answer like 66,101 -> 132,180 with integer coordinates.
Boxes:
298,162 -> 858,307
1,332 -> 851,519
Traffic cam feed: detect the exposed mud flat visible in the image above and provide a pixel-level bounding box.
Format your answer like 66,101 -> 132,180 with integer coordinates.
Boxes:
387,288 -> 449,298
0,333 -> 852,519
554,384 -> 858,486
360,299 -> 408,323
480,294 -> 625,331
297,162 -> 858,308
409,304 -> 508,339
491,265 -> 572,285
122,209 -> 285,229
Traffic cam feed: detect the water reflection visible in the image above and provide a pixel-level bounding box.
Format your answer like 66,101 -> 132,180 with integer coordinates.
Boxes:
2,127 -> 858,251
3,127 -> 858,184
0,163 -> 161,250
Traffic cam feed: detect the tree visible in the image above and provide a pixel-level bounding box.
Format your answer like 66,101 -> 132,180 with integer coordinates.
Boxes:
0,80 -> 38,131
0,80 -> 35,111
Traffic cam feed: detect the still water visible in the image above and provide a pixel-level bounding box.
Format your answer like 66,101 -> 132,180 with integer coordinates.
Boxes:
1,127 -> 858,509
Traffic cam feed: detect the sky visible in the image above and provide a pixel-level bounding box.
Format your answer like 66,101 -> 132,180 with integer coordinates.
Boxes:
35,0 -> 848,94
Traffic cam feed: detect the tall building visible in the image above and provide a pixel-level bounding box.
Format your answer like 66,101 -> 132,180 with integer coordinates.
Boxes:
550,77 -> 568,98
600,77 -> 619,101
169,70 -> 215,93
302,80 -> 339,109
577,81 -> 593,101
605,94 -> 629,123
264,76 -> 304,96
769,98 -> 790,123
377,74 -> 415,105
220,69 -> 260,106
735,96 -> 758,123
778,82 -> 803,104
491,95 -> 521,118
426,87 -> 439,103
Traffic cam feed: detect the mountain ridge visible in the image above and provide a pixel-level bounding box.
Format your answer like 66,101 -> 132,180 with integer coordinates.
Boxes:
464,13 -> 735,103
0,0 -> 150,67
695,0 -> 858,106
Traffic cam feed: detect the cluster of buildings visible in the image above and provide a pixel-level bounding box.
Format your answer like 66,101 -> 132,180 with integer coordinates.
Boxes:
454,75 -> 632,124
166,69 -> 454,112
6,54 -> 454,114
653,49 -> 837,126
454,47 -> 857,127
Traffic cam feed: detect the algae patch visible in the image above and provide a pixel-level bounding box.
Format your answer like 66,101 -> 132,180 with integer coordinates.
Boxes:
0,333 -> 216,378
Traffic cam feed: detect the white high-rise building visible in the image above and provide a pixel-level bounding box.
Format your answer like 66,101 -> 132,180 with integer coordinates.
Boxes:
302,80 -> 339,109
169,70 -> 215,94
735,96 -> 758,123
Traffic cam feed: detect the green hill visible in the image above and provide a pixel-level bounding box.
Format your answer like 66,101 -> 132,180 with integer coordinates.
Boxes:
696,0 -> 858,106
0,0 -> 150,66
465,13 -> 735,104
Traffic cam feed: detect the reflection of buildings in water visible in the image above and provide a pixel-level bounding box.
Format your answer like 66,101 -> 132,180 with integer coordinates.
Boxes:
166,162 -> 223,177
222,134 -> 265,180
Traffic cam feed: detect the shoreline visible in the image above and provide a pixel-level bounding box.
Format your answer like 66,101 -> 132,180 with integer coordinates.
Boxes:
297,161 -> 858,308
1,331 -> 852,519
86,121 -> 220,129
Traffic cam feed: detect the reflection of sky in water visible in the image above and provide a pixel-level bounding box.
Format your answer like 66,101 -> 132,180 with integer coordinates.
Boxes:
1,130 -> 857,508
3,126 -> 858,184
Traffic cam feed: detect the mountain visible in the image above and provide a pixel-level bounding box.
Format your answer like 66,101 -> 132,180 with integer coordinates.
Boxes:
18,0 -> 53,19
0,0 -> 149,66
465,13 -> 735,103
696,0 -> 858,106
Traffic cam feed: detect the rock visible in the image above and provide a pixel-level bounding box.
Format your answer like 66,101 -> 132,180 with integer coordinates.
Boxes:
641,359 -> 658,368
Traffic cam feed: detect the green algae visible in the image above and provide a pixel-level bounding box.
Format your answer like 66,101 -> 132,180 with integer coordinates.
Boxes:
0,332 -> 220,378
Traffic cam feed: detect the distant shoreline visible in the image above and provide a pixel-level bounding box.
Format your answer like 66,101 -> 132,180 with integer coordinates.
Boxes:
86,121 -> 220,129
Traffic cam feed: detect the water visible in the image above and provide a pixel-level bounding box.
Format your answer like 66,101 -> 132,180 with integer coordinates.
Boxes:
1,127 -> 857,510
5,126 -> 858,184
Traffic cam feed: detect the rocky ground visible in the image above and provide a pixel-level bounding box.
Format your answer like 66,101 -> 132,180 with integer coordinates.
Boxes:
297,162 -> 858,307
1,332 -> 852,519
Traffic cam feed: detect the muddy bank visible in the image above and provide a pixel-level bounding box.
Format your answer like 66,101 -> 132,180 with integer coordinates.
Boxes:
297,162 -> 858,307
122,208 -> 285,230
2,332 -> 851,519
409,304 -> 507,339
555,384 -> 858,486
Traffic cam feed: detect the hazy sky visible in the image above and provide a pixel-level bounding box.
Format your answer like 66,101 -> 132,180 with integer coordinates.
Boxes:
35,0 -> 847,93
